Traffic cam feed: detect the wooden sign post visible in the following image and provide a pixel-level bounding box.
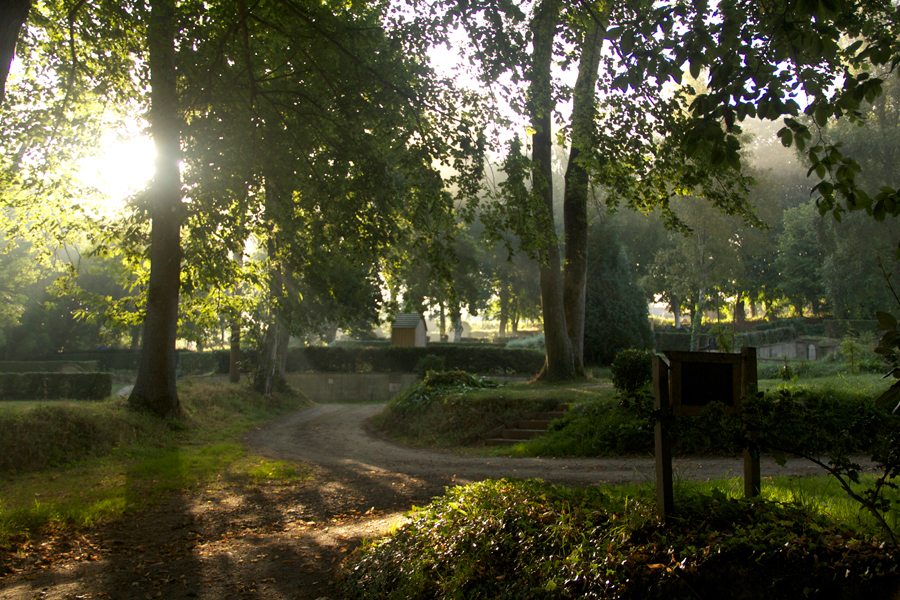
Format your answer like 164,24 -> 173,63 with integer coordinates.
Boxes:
652,347 -> 759,521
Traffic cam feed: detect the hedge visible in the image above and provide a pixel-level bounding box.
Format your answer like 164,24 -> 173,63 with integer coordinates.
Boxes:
0,373 -> 112,400
0,361 -> 100,373
824,320 -> 878,338
755,318 -> 826,336
285,346 -> 544,374
46,350 -> 141,371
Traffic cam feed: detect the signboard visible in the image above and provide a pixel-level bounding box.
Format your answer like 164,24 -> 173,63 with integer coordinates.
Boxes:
664,351 -> 743,416
652,347 -> 760,521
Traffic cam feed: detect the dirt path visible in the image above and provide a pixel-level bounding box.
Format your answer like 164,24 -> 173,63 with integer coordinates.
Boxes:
0,403 -> 858,600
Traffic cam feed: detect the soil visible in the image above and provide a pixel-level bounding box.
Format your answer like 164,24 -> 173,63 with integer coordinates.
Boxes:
0,403 -> 868,600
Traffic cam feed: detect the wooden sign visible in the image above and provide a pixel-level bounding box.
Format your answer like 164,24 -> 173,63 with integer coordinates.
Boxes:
653,347 -> 759,522
665,351 -> 743,416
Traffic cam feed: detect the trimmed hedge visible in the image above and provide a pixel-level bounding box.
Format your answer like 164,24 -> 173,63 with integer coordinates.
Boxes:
0,361 -> 100,373
0,373 -> 112,400
755,318 -> 826,336
735,326 -> 797,348
286,346 -> 544,374
46,350 -> 141,371
825,319 -> 878,338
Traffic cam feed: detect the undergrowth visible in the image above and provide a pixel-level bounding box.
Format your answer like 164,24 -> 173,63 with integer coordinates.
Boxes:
0,379 -> 311,543
342,479 -> 900,599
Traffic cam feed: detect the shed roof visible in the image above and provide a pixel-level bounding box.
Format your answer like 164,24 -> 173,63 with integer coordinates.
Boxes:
393,313 -> 425,330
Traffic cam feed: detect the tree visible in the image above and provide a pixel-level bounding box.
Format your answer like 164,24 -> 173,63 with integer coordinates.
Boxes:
128,0 -> 184,418
450,1 -> 754,379
583,215 -> 653,365
0,0 -> 30,105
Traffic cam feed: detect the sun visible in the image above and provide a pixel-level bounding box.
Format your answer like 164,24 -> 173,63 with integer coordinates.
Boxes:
78,132 -> 155,215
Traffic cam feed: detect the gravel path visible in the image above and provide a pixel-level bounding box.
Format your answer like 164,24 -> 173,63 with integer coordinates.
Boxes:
247,403 -> 844,489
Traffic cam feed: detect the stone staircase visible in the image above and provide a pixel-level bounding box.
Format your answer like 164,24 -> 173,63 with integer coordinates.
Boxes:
484,403 -> 570,446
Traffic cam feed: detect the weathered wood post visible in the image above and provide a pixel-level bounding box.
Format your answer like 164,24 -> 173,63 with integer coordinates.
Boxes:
741,346 -> 760,497
653,354 -> 674,520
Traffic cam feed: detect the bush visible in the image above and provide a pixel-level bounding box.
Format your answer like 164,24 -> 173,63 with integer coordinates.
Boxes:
610,349 -> 654,394
416,354 -> 446,379
583,219 -> 653,365
343,480 -> 899,600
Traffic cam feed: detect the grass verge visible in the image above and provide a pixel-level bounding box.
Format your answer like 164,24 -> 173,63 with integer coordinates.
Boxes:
0,378 -> 311,544
342,478 -> 900,599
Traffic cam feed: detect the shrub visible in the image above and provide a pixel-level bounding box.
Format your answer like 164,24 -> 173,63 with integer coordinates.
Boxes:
610,349 -> 654,394
416,354 -> 446,379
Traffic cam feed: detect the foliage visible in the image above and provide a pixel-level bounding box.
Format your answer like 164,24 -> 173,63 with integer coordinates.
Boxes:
583,217 -> 653,366
609,349 -> 654,395
740,389 -> 900,545
342,479 -> 900,600
416,354 -> 446,379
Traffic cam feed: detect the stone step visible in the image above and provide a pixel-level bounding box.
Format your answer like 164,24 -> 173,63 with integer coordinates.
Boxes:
482,403 -> 571,446
516,419 -> 552,430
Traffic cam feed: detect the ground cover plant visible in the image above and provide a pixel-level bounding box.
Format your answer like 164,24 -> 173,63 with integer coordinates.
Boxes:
371,371 -> 613,447
341,478 -> 899,599
0,379 -> 311,545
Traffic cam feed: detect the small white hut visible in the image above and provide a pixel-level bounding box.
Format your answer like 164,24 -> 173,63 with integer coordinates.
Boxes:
391,313 -> 427,347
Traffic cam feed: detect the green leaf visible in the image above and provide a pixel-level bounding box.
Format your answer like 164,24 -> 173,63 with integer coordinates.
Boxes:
876,311 -> 897,331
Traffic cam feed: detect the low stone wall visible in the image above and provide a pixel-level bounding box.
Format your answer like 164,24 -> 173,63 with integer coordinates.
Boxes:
757,340 -> 839,361
285,373 -> 530,403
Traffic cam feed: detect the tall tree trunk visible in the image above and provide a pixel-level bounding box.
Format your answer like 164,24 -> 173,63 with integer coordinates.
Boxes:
530,0 -> 574,381
563,18 -> 604,370
690,288 -> 705,351
672,295 -> 681,329
229,250 -> 243,383
0,0 -> 30,106
439,302 -> 447,341
451,302 -> 462,342
129,0 -> 183,418
254,169 -> 290,396
498,279 -> 509,336
734,291 -> 746,326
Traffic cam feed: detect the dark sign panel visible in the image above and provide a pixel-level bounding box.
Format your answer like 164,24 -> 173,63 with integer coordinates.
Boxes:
665,351 -> 743,416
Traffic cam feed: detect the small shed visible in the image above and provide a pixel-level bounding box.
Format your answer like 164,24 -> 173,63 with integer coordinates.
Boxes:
391,313 -> 427,347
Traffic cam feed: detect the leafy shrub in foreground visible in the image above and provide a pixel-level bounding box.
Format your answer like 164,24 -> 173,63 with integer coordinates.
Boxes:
342,479 -> 899,600
610,349 -> 653,394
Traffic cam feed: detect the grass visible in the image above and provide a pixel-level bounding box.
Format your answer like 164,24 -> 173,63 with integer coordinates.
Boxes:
0,378 -> 312,544
342,477 -> 900,600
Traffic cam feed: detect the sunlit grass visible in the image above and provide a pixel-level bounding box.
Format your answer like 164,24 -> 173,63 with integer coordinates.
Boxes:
0,379 -> 311,543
